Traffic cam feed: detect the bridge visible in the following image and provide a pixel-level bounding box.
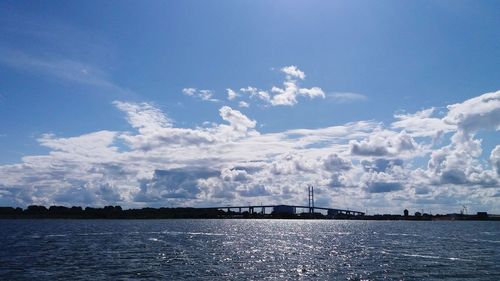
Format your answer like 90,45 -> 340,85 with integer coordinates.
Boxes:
199,186 -> 365,217
198,204 -> 365,216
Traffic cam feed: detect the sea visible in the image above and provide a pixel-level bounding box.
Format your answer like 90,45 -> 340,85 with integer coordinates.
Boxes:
0,219 -> 498,280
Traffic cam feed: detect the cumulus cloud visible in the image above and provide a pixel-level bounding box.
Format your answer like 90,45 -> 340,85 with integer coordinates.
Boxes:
281,65 -> 305,80
221,168 -> 250,182
208,66 -> 325,107
323,154 -> 354,188
269,66 -> 325,106
182,88 -> 196,96
114,101 -> 216,150
269,153 -> 317,175
0,91 -> 499,213
361,159 -> 403,173
240,87 -> 259,95
350,131 -> 418,157
135,168 -> 219,202
444,90 -> 500,134
323,154 -> 352,171
366,182 -> 403,193
182,88 -> 219,102
226,88 -> 239,100
392,107 -> 455,138
115,102 -> 259,151
426,91 -> 500,187
238,101 -> 249,108
239,185 -> 272,197
491,146 -> 500,177
219,106 -> 257,135
240,87 -> 271,103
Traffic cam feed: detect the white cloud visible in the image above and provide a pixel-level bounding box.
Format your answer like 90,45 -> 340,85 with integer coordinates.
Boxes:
426,91 -> 500,187
113,101 -> 172,132
191,66 -> 325,107
329,92 -> 368,103
444,90 -> 500,134
240,87 -> 259,95
38,131 -> 119,160
323,154 -> 352,171
182,88 -> 196,96
135,168 -> 219,202
199,90 -> 216,101
238,87 -> 270,103
281,65 -> 305,80
270,82 -> 300,106
219,106 -> 257,135
270,66 -> 325,106
349,131 -> 420,158
238,101 -> 250,108
392,107 -> 455,138
182,88 -> 219,102
427,136 -> 490,186
0,50 -> 131,95
491,146 -> 500,177
299,87 -> 325,99
226,88 -> 239,100
0,91 -> 499,213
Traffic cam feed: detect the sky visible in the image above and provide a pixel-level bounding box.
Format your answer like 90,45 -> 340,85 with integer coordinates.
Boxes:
0,0 -> 499,214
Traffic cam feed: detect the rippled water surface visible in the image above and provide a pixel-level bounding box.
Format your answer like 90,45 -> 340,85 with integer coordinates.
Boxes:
0,219 -> 499,280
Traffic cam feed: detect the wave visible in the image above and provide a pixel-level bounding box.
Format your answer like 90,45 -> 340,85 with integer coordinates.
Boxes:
386,233 -> 421,237
161,230 -> 225,236
401,253 -> 474,262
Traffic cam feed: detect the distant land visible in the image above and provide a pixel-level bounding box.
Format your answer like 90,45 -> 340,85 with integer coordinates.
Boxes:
0,205 -> 498,221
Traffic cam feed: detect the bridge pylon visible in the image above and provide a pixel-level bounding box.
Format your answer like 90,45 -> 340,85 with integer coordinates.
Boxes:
308,185 -> 315,214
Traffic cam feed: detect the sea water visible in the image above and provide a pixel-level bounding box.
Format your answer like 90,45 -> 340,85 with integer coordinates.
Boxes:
0,219 -> 498,280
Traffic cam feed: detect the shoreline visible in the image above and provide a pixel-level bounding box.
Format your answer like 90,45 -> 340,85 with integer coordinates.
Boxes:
1,205 -> 498,221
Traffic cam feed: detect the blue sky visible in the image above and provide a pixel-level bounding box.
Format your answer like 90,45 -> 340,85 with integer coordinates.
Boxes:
0,1 -> 499,213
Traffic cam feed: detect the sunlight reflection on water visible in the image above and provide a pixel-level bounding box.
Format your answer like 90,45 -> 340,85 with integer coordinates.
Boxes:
0,219 -> 499,280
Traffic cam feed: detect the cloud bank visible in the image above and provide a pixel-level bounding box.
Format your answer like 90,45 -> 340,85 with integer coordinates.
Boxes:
0,85 -> 498,213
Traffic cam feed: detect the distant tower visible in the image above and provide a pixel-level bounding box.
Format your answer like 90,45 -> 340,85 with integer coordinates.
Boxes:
404,209 -> 409,217
308,185 -> 315,214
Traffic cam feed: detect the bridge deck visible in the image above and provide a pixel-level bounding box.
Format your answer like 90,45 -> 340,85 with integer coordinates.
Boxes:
198,204 -> 364,216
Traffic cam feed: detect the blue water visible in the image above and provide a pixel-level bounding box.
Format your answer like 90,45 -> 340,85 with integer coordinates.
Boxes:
0,219 -> 498,280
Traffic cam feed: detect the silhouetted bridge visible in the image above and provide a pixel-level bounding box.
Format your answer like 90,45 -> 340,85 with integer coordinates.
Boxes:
199,204 -> 365,216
